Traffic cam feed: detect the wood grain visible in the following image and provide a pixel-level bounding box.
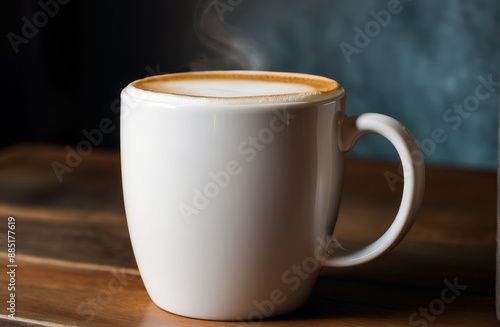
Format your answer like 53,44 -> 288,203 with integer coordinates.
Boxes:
0,144 -> 496,326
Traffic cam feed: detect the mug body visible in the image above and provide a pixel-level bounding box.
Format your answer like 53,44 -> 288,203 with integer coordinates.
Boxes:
120,86 -> 346,320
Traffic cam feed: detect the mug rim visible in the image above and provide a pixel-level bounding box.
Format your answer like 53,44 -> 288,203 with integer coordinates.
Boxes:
125,70 -> 345,106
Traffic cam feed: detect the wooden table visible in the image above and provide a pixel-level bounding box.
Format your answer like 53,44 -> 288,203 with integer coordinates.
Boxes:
0,143 -> 496,326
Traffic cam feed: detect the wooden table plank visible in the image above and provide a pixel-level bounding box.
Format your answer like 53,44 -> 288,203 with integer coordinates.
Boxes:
0,144 -> 496,326
0,143 -> 125,214
0,264 -> 494,326
0,204 -> 135,269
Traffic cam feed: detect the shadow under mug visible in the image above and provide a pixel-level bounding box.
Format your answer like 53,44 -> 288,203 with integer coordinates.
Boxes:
120,71 -> 425,321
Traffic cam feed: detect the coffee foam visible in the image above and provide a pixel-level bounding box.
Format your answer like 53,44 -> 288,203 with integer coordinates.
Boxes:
128,71 -> 344,105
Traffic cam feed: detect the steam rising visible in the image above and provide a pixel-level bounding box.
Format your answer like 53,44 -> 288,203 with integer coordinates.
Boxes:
191,0 -> 270,71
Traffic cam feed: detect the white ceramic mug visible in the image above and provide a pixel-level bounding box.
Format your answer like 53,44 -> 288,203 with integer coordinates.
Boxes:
120,71 -> 425,321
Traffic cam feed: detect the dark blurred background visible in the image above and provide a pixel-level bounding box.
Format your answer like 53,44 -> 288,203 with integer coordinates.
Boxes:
2,0 -> 499,169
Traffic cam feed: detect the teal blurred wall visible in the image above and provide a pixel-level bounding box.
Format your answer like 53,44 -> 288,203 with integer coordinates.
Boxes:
224,0 -> 499,169
3,0 -> 498,170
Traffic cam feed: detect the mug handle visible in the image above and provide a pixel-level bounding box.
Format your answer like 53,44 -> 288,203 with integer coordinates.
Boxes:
322,113 -> 425,267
